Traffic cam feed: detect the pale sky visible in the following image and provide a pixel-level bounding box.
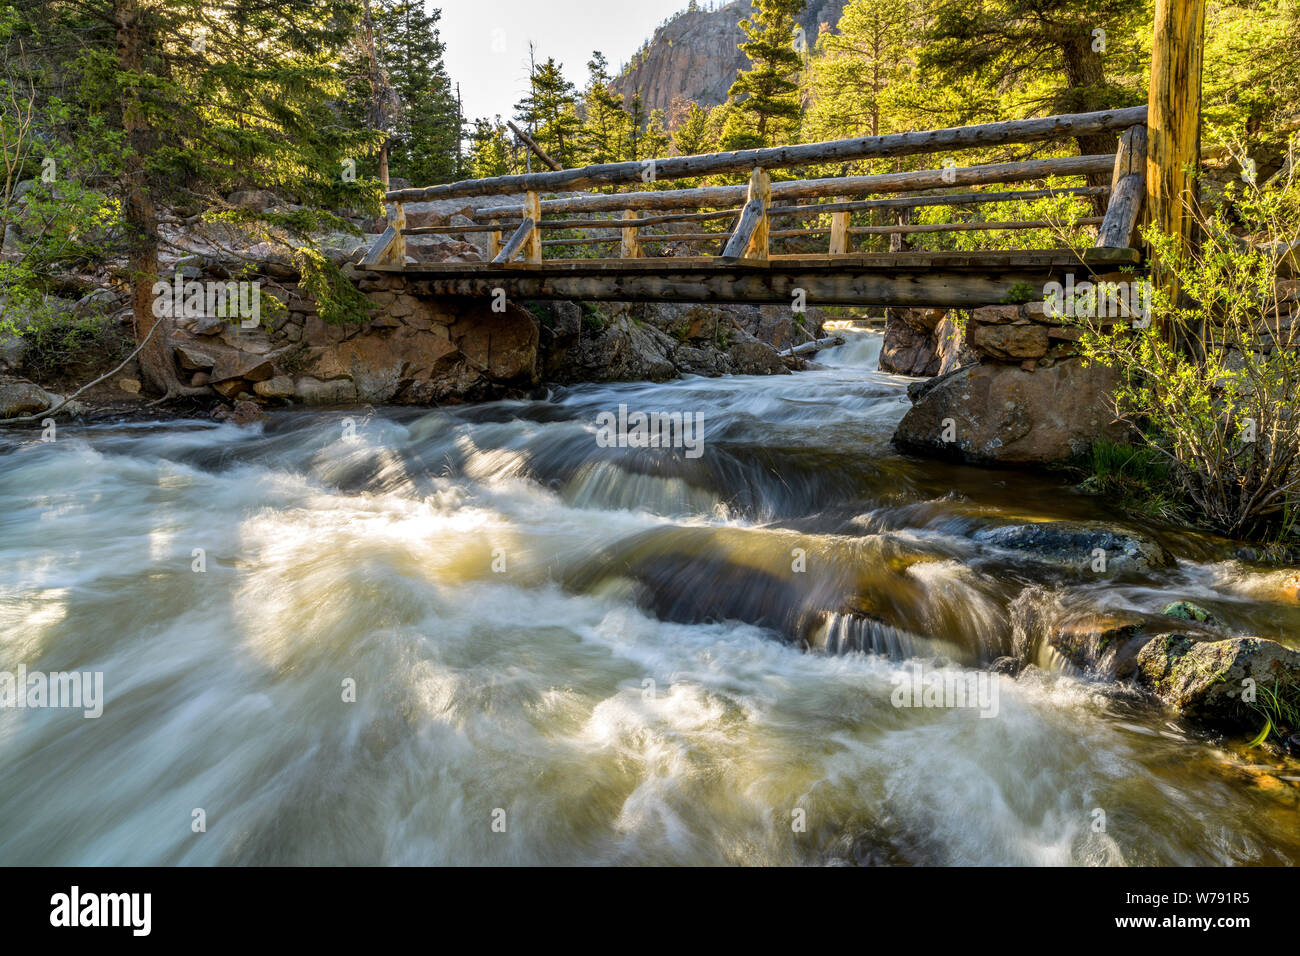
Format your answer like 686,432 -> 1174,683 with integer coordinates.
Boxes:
436,0 -> 709,122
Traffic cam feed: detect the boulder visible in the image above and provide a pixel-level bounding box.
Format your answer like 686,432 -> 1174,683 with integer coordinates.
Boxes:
893,358 -> 1127,465
227,189 -> 278,211
253,375 -> 295,399
968,322 -> 1050,361
1135,634 -> 1300,731
879,308 -> 948,376
1162,601 -> 1226,629
973,521 -> 1173,575
0,381 -> 54,418
0,335 -> 27,372
294,375 -> 357,405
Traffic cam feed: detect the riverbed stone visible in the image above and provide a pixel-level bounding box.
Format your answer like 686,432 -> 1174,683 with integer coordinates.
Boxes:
973,521 -> 1173,575
1135,634 -> 1300,730
294,375 -> 357,405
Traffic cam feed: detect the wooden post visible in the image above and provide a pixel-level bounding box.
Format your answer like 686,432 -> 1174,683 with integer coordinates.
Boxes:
1096,124 -> 1148,250
747,166 -> 771,261
1148,0 -> 1207,343
490,228 -> 502,260
389,202 -> 406,264
890,206 -> 911,252
621,209 -> 641,259
828,210 -> 850,254
523,191 -> 542,263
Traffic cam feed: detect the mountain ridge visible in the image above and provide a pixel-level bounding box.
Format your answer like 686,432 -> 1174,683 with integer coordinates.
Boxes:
611,0 -> 849,118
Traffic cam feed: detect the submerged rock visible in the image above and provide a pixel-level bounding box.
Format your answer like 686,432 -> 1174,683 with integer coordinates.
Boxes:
973,521 -> 1173,575
1161,601 -> 1225,629
1048,616 -> 1151,678
1135,634 -> 1300,731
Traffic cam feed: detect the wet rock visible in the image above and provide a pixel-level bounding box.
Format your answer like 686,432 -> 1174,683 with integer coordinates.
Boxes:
1162,601 -> 1225,629
1135,634 -> 1300,731
230,400 -> 262,425
973,521 -> 1172,575
1285,734 -> 1300,756
253,375 -> 295,399
0,381 -> 54,418
293,375 -> 357,405
727,326 -> 788,375
893,358 -> 1127,465
1048,616 -> 1151,678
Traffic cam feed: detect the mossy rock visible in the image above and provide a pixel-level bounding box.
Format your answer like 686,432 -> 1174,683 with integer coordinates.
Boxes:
1161,601 -> 1225,629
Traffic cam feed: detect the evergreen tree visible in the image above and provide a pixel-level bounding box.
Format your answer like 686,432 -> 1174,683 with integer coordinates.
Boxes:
723,0 -> 807,149
372,1 -> 461,186
671,101 -> 714,156
23,0 -> 377,397
803,0 -> 910,140
514,56 -> 581,168
467,117 -> 511,178
579,53 -> 633,165
919,0 -> 1148,160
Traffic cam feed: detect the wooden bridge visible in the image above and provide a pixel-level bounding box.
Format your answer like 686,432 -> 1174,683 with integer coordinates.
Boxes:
361,106 -> 1152,310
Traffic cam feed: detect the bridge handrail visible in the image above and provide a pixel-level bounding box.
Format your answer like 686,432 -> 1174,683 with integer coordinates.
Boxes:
364,108 -> 1149,268
386,106 -> 1147,203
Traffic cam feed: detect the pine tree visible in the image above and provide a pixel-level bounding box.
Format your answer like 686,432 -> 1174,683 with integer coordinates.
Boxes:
25,0 -> 377,397
579,53 -> 632,165
670,101 -> 713,156
723,0 -> 807,149
467,117 -> 510,178
803,0 -> 909,141
372,1 -> 461,186
514,56 -> 581,168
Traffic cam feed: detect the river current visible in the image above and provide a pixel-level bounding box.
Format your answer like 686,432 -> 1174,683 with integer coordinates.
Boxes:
1,329 -> 1297,864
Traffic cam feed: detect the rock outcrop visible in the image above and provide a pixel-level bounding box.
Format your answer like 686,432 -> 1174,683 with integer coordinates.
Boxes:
893,301 -> 1127,464
878,308 -> 971,377
612,1 -> 849,115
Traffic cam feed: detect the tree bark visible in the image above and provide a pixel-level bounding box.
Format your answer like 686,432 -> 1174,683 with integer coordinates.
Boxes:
1059,30 -> 1119,214
114,0 -> 185,398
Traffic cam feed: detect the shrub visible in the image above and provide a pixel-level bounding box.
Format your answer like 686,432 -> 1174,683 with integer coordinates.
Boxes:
1079,144 -> 1300,539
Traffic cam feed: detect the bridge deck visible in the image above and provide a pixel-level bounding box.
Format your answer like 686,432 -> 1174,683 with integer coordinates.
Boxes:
368,248 -> 1141,308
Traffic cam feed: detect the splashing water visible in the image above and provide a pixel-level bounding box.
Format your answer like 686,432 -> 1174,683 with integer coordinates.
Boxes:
1,329 -> 1296,865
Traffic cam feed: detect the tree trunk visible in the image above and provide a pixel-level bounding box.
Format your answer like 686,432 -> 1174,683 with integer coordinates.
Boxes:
115,0 -> 199,398
1059,31 -> 1118,215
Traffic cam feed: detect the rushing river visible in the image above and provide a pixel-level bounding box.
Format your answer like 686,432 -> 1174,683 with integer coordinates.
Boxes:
1,328 -> 1297,865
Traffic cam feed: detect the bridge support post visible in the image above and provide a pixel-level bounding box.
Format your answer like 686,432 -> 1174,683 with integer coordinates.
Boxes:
621,209 -> 641,259
829,210 -> 850,254
889,206 -> 911,253
1147,0 -> 1206,346
523,191 -> 542,263
747,166 -> 771,262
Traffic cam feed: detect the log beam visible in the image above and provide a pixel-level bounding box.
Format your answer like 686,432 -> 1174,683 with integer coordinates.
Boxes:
389,107 -> 1147,202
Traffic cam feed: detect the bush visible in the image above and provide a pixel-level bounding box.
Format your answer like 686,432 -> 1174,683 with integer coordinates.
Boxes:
1079,145 -> 1300,539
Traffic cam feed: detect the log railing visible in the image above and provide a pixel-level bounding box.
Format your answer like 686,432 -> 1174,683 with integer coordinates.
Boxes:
364,106 -> 1150,269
